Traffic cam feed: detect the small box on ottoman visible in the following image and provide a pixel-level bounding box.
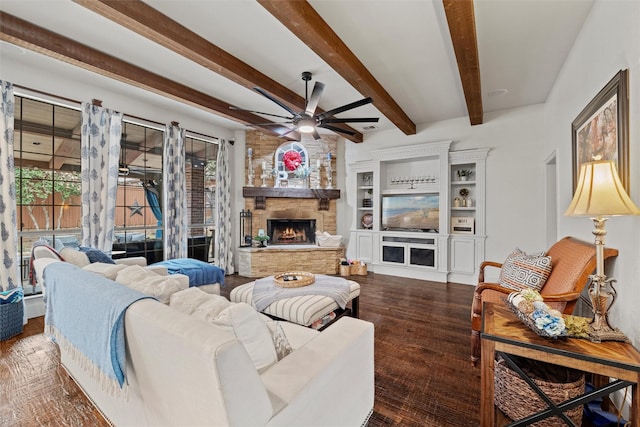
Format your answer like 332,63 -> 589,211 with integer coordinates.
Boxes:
1,298 -> 24,341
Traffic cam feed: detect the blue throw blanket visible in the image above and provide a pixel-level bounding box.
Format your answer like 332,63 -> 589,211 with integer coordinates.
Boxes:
252,274 -> 350,312
152,258 -> 225,287
44,262 -> 154,394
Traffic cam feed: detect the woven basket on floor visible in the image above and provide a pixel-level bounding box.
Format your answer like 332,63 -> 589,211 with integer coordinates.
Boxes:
494,355 -> 584,426
339,265 -> 350,276
0,299 -> 24,341
350,264 -> 367,275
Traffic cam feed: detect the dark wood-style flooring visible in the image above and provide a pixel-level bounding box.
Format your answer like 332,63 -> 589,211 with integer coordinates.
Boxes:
1,273 -> 481,426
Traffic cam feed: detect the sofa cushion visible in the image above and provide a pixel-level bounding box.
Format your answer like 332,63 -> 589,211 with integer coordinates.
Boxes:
170,287 -> 231,320
498,248 -> 552,292
218,303 -> 278,373
59,247 -> 90,268
82,263 -> 129,281
115,265 -> 185,304
170,288 -> 278,372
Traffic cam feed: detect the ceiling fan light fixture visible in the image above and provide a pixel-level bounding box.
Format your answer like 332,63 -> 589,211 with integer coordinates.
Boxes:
298,118 -> 316,133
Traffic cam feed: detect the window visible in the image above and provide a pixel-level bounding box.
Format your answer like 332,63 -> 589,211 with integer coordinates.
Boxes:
112,122 -> 165,264
14,96 -> 82,295
13,92 -> 219,295
184,134 -> 218,262
274,141 -> 308,187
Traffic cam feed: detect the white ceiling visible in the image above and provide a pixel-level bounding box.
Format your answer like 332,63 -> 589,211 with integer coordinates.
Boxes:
0,0 -> 594,139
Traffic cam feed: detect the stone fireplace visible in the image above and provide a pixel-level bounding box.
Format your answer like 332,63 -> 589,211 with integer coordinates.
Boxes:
238,131 -> 343,277
267,219 -> 316,245
238,194 -> 344,277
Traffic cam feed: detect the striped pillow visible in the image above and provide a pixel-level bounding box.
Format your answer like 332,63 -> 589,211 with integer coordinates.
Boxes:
499,248 -> 552,292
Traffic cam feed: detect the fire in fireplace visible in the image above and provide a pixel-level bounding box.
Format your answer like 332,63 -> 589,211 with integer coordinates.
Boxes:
267,219 -> 316,245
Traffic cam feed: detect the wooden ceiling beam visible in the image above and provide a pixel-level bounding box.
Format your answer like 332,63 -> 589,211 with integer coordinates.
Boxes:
72,0 -> 363,143
0,12 -> 296,140
443,0 -> 483,125
258,0 -> 416,136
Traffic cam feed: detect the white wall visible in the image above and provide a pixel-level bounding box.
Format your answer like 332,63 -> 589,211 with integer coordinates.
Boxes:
342,104 -> 549,268
544,0 -> 640,347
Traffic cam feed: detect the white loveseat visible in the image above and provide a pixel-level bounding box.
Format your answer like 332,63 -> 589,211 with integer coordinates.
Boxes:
37,262 -> 375,427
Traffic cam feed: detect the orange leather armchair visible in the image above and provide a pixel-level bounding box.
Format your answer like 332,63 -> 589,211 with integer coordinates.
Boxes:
470,236 -> 618,366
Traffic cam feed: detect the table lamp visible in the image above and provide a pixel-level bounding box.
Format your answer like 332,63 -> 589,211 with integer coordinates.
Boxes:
564,159 -> 640,341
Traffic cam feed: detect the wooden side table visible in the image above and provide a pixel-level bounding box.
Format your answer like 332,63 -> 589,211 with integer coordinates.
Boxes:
481,302 -> 640,426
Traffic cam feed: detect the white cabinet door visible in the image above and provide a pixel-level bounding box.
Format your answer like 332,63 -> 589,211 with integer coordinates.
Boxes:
450,237 -> 476,274
356,232 -> 374,264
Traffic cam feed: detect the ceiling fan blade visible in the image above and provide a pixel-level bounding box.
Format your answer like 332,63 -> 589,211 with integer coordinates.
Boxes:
278,128 -> 301,140
321,117 -> 379,124
250,121 -> 294,126
311,128 -> 322,140
254,87 -> 298,116
318,124 -> 356,136
316,97 -> 373,121
229,106 -> 293,120
305,81 -> 325,116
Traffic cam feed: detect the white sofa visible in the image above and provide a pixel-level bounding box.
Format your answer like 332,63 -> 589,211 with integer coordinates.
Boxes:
37,262 -> 375,427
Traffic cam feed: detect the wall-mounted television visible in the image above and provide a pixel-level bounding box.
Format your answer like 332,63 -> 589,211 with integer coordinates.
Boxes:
381,194 -> 439,232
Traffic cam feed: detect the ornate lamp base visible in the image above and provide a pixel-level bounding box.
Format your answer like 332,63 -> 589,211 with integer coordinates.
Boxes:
586,274 -> 629,343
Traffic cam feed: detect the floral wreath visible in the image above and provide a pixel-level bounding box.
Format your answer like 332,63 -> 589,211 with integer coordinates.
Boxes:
282,150 -> 303,171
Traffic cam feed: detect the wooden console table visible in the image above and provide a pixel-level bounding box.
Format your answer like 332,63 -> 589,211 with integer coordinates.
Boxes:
481,302 -> 640,426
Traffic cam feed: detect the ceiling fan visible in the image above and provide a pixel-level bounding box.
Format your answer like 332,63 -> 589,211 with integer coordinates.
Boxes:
232,71 -> 379,140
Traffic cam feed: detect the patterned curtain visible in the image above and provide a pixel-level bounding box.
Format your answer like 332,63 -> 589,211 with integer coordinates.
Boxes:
80,102 -> 123,252
162,124 -> 187,259
215,139 -> 233,274
0,81 -> 20,292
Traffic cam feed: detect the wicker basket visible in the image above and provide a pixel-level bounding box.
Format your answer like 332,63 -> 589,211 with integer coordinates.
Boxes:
339,265 -> 351,276
351,263 -> 367,275
273,272 -> 315,288
494,355 -> 584,426
0,300 -> 24,341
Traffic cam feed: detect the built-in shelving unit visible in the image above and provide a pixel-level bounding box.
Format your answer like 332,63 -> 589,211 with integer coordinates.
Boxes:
347,142 -> 489,284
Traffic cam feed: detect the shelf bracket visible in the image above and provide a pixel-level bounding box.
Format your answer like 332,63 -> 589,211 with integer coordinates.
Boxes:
318,198 -> 330,211
254,196 -> 266,210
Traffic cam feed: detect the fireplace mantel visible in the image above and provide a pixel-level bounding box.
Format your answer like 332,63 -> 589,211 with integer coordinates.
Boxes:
242,187 -> 340,210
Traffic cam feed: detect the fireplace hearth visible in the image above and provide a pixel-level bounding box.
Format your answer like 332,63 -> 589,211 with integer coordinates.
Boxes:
267,219 -> 316,245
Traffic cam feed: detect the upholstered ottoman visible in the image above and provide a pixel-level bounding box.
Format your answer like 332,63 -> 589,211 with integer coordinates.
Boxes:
230,277 -> 360,329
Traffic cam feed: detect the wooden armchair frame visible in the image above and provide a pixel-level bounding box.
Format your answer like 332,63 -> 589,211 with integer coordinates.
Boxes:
470,236 -> 619,366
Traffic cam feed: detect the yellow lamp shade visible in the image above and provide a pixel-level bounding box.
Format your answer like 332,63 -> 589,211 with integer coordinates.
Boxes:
565,160 -> 640,217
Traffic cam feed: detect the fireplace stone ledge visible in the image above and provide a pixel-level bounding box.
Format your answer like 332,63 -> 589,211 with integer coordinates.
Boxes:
238,245 -> 345,278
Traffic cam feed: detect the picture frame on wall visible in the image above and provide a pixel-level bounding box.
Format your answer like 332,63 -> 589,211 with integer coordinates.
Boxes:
571,69 -> 629,192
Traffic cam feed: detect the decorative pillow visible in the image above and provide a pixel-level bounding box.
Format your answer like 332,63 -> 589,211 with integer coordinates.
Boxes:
79,247 -> 115,264
82,262 -> 128,281
267,321 -> 293,360
59,247 -> 90,268
499,248 -> 552,292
